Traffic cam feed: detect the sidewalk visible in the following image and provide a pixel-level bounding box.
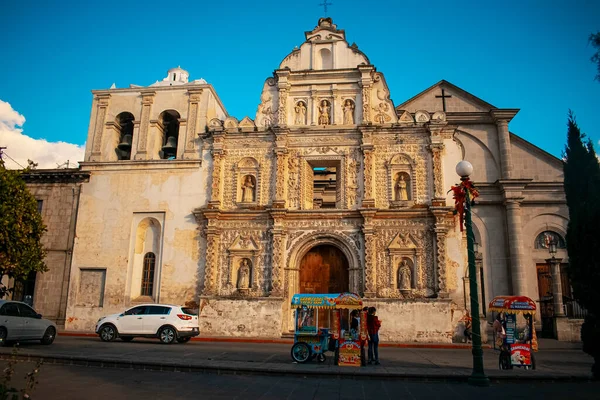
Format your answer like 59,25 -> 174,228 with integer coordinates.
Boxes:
0,335 -> 592,382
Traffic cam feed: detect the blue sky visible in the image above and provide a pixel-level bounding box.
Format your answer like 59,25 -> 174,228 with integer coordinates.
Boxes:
1,0 -> 599,166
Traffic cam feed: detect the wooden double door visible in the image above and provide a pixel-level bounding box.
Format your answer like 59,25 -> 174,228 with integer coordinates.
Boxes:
299,245 -> 349,294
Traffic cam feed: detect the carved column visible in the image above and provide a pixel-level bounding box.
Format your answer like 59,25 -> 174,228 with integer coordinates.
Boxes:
273,129 -> 288,208
432,208 -> 450,298
310,90 -> 318,126
276,69 -> 290,127
430,143 -> 445,200
184,89 -> 203,159
203,229 -> 220,296
270,212 -> 286,297
90,94 -> 110,161
135,90 -> 156,160
361,86 -> 371,124
361,210 -> 377,297
360,128 -> 375,208
209,134 -> 224,208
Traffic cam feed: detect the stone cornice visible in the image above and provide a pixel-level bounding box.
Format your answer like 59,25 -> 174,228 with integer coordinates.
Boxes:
445,112 -> 494,124
490,109 -> 520,123
79,159 -> 202,172
22,169 -> 90,184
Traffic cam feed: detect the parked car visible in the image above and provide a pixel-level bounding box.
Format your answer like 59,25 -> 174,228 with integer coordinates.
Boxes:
95,304 -> 199,344
0,300 -> 57,345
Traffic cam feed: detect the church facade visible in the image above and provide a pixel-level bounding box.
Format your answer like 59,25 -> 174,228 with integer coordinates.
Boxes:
63,18 -> 576,342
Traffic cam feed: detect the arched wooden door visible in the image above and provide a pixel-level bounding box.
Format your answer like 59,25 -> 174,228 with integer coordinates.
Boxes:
299,245 -> 349,294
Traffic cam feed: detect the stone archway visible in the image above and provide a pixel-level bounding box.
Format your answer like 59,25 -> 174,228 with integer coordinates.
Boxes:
299,245 -> 349,294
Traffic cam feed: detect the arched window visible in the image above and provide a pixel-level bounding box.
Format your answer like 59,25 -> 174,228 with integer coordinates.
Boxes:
141,252 -> 156,296
159,110 -> 180,159
318,48 -> 333,70
534,231 -> 566,249
115,112 -> 135,160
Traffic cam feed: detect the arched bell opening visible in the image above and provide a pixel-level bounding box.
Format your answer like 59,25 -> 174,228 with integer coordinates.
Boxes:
158,110 -> 180,159
115,112 -> 135,160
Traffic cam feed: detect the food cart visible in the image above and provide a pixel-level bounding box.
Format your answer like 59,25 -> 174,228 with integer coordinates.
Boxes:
290,292 -> 367,367
488,295 -> 538,370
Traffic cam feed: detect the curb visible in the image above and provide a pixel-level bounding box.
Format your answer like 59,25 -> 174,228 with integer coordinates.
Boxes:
58,332 -> 489,349
0,352 -> 591,383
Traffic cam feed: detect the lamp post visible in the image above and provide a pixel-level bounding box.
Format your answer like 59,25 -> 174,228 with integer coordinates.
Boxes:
455,160 -> 490,387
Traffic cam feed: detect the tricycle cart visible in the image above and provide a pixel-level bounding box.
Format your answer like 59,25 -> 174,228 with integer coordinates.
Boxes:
488,295 -> 538,370
290,292 -> 367,367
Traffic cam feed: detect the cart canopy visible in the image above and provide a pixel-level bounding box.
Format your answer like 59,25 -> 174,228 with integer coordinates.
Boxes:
488,296 -> 537,314
291,293 -> 363,309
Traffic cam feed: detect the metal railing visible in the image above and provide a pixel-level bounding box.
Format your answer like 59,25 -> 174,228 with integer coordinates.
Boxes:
564,299 -> 587,319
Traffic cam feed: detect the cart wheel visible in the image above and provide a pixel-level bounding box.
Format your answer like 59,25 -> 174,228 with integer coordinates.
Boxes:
291,342 -> 311,363
317,353 -> 326,363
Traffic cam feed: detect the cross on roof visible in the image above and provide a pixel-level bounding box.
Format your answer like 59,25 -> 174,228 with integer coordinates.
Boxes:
435,88 -> 452,112
319,1 -> 333,13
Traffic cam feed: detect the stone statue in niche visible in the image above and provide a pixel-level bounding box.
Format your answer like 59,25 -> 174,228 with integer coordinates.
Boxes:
237,259 -> 251,289
318,100 -> 331,125
241,175 -> 255,202
398,260 -> 412,290
343,100 -> 355,125
394,174 -> 409,201
294,101 -> 307,125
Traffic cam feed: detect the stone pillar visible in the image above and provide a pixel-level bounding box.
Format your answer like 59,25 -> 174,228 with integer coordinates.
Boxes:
548,257 -> 565,317
276,70 -> 290,127
490,109 -> 518,180
135,90 -> 156,160
310,91 -> 318,126
506,200 -> 527,295
361,210 -> 377,298
496,119 -> 513,179
90,94 -> 110,161
184,89 -> 203,159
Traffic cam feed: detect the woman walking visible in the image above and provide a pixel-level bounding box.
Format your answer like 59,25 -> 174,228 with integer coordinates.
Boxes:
367,307 -> 382,365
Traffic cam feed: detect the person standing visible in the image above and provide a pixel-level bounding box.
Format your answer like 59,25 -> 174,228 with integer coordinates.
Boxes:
367,307 -> 382,365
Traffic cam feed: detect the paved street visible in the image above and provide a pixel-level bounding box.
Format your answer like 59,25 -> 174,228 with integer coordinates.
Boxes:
3,361 -> 600,400
0,336 -> 593,380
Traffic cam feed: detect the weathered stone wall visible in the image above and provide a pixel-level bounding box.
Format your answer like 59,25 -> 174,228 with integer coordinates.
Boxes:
24,171 -> 88,327
65,163 -> 206,332
199,297 -> 283,337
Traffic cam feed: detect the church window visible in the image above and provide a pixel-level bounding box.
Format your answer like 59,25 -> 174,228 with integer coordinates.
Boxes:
311,162 -> 339,209
36,200 -> 43,214
115,112 -> 135,160
141,252 -> 156,296
159,110 -> 180,159
534,231 -> 566,249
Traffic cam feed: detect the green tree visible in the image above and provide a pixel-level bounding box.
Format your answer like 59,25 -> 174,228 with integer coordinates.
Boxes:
591,32 -> 600,81
563,111 -> 600,379
0,160 -> 47,299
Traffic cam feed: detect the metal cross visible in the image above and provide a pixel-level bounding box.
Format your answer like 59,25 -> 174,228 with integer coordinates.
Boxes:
319,1 -> 333,13
435,88 -> 453,112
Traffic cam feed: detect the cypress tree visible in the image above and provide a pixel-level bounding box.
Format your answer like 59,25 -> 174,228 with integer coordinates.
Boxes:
563,111 -> 600,379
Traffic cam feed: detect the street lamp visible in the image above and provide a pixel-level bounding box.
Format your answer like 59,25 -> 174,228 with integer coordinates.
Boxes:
455,160 -> 490,387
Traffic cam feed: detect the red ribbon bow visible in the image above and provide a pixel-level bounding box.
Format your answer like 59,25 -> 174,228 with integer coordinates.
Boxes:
449,178 -> 479,231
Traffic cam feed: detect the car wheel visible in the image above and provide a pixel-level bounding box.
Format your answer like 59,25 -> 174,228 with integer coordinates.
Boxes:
0,327 -> 7,346
121,336 -> 134,342
159,326 -> 176,344
99,324 -> 117,342
41,327 -> 56,345
291,342 -> 311,363
176,337 -> 191,343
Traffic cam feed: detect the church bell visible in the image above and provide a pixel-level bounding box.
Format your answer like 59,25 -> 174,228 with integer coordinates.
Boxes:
117,134 -> 132,151
162,135 -> 177,157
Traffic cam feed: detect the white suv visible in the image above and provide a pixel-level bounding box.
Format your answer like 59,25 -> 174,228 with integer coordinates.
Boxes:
95,304 -> 199,344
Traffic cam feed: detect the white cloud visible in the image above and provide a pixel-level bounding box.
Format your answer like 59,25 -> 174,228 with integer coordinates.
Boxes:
0,99 -> 85,169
